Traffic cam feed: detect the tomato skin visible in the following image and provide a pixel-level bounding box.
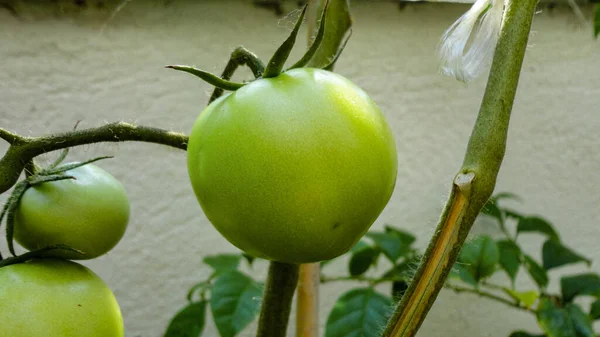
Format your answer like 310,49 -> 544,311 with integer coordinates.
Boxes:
0,259 -> 124,337
14,163 -> 130,260
187,68 -> 397,263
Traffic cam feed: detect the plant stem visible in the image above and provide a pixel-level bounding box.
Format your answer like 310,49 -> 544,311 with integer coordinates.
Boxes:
445,284 -> 535,314
382,1 -> 539,336
257,261 -> 300,337
0,122 -> 188,195
296,263 -> 320,337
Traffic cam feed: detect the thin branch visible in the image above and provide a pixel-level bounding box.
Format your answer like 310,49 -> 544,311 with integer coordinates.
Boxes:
444,284 -> 535,314
0,122 -> 188,194
257,261 -> 300,337
209,46 -> 265,104
0,128 -> 23,145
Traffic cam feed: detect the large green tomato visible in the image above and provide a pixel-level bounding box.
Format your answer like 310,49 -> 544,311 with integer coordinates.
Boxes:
14,163 -> 130,259
0,259 -> 124,337
187,68 -> 397,263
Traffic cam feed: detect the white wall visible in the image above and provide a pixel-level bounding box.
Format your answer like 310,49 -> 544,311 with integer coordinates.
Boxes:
1,1 -> 599,337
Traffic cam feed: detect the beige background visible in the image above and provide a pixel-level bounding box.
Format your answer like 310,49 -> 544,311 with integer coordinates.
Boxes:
1,1 -> 599,336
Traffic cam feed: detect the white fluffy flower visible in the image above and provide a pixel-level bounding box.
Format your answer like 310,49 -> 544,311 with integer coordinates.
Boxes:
439,0 -> 506,82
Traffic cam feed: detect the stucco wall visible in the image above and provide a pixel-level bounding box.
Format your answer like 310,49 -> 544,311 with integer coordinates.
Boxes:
1,1 -> 599,337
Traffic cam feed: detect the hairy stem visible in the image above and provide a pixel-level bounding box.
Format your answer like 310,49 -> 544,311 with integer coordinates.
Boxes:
209,46 -> 265,103
0,122 -> 188,194
382,1 -> 539,336
257,262 -> 300,337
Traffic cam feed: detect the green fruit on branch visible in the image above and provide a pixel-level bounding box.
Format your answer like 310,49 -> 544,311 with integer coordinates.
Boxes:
14,163 -> 130,259
187,68 -> 397,263
0,259 -> 124,337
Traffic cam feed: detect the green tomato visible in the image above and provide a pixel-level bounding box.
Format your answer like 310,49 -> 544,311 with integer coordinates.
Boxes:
187,68 -> 397,263
0,259 -> 124,337
14,163 -> 130,259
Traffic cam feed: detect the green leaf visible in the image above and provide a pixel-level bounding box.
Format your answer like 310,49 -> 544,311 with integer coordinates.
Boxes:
492,192 -> 523,202
517,217 -> 560,242
542,240 -> 590,270
504,289 -> 539,308
325,288 -> 393,337
594,5 -> 600,38
384,225 -> 416,246
497,240 -> 522,284
450,263 -> 478,287
349,245 -> 379,276
203,254 -> 242,276
306,0 -> 352,70
565,303 -> 594,337
509,331 -> 546,337
524,255 -> 549,289
365,232 -> 409,262
457,236 -> 500,282
561,273 -> 600,302
481,200 -> 504,224
536,298 -> 576,337
504,209 -> 525,221
210,271 -> 262,337
164,301 -> 207,337
241,253 -> 256,266
589,300 -> 600,320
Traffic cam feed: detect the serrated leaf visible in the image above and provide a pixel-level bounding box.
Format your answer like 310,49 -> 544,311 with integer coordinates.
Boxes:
457,236 -> 500,282
164,301 -> 207,337
365,232 -> 409,262
325,288 -> 393,337
384,225 -> 416,246
536,298 -> 576,337
524,255 -> 549,289
210,271 -> 262,337
306,0 -> 352,69
590,300 -> 600,320
509,331 -> 546,337
517,217 -> 560,242
542,240 -> 590,271
497,240 -> 521,284
565,303 -> 595,337
203,254 -> 242,275
450,263 -> 478,287
561,273 -> 600,302
504,289 -> 539,308
349,245 -> 379,276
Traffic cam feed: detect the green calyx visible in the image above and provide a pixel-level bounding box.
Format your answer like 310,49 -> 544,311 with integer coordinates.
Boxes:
0,154 -> 110,261
166,0 -> 347,91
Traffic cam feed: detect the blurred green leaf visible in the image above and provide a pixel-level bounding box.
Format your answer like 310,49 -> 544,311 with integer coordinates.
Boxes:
589,299 -> 600,320
457,236 -> 500,282
210,271 -> 262,337
306,0 -> 352,69
561,273 -> 600,302
365,232 -> 410,262
542,240 -> 590,270
594,5 -> 599,38
565,303 -> 594,337
492,192 -> 523,202
536,298 -> 576,337
517,217 -> 559,242
164,301 -> 207,337
497,240 -> 522,284
504,289 -> 539,308
203,254 -> 242,276
524,255 -> 549,289
450,263 -> 478,287
325,288 -> 392,337
241,253 -> 256,266
504,209 -> 525,221
391,280 -> 409,301
509,331 -> 546,337
481,200 -> 504,224
384,225 -> 416,246
349,244 -> 379,276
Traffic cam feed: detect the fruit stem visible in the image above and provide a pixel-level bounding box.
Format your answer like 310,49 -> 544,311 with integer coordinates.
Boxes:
209,46 -> 265,103
257,261 -> 300,337
382,1 -> 539,336
0,122 -> 188,195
